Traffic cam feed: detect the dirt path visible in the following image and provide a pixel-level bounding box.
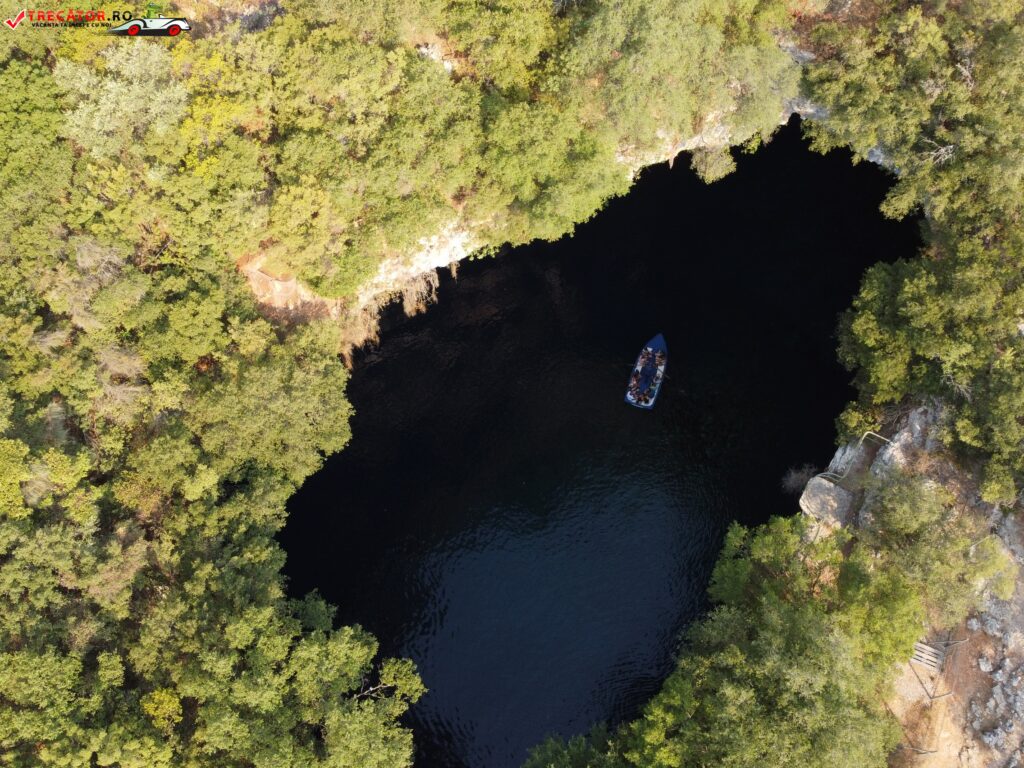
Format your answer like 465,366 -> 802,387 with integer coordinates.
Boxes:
888,518 -> 1024,768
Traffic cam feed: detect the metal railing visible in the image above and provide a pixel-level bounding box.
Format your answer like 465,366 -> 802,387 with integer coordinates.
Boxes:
815,430 -> 892,483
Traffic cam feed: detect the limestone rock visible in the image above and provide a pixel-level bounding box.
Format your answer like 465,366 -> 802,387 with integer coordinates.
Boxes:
871,405 -> 942,475
799,477 -> 855,528
825,440 -> 865,479
970,655 -> 1024,764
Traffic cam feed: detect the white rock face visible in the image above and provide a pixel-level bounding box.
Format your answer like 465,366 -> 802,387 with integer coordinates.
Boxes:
778,40 -> 817,65
969,657 -> 1024,754
967,504 -> 1024,766
416,42 -> 456,73
867,146 -> 893,167
871,405 -> 942,474
241,25 -> 839,342
784,95 -> 828,121
825,439 -> 868,479
799,476 -> 855,528
242,93 -> 830,346
353,223 -> 478,311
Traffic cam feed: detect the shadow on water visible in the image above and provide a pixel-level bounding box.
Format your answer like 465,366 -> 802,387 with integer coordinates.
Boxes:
278,118 -> 922,768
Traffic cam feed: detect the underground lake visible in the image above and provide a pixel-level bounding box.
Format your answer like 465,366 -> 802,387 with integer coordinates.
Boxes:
278,118 -> 923,768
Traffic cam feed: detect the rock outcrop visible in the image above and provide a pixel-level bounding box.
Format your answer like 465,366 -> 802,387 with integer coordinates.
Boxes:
799,476 -> 855,530
240,53 -> 825,351
798,405 -> 1024,768
237,253 -> 345,320
968,512 -> 1024,767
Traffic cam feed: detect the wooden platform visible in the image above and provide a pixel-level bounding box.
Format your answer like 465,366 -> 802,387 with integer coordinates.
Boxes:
911,641 -> 946,673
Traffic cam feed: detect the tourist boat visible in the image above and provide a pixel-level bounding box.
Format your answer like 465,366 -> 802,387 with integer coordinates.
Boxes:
625,334 -> 667,409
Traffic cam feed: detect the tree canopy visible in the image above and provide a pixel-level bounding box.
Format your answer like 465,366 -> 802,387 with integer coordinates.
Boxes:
2,0 -> 1022,765
803,0 -> 1024,502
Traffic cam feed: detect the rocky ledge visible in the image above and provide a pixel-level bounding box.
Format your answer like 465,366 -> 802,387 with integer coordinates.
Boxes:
799,405 -> 1024,768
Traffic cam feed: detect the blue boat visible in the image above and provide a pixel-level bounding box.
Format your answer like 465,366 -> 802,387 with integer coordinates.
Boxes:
625,334 -> 667,409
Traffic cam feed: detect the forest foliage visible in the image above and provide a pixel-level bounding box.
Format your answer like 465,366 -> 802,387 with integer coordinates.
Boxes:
803,0 -> 1024,502
0,0 -> 802,764
1,0 -> 1023,765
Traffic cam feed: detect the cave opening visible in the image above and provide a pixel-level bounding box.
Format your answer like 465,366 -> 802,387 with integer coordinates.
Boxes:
279,117 -> 922,768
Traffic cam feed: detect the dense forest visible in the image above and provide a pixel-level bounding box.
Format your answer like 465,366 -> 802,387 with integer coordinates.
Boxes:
0,0 -> 1021,765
